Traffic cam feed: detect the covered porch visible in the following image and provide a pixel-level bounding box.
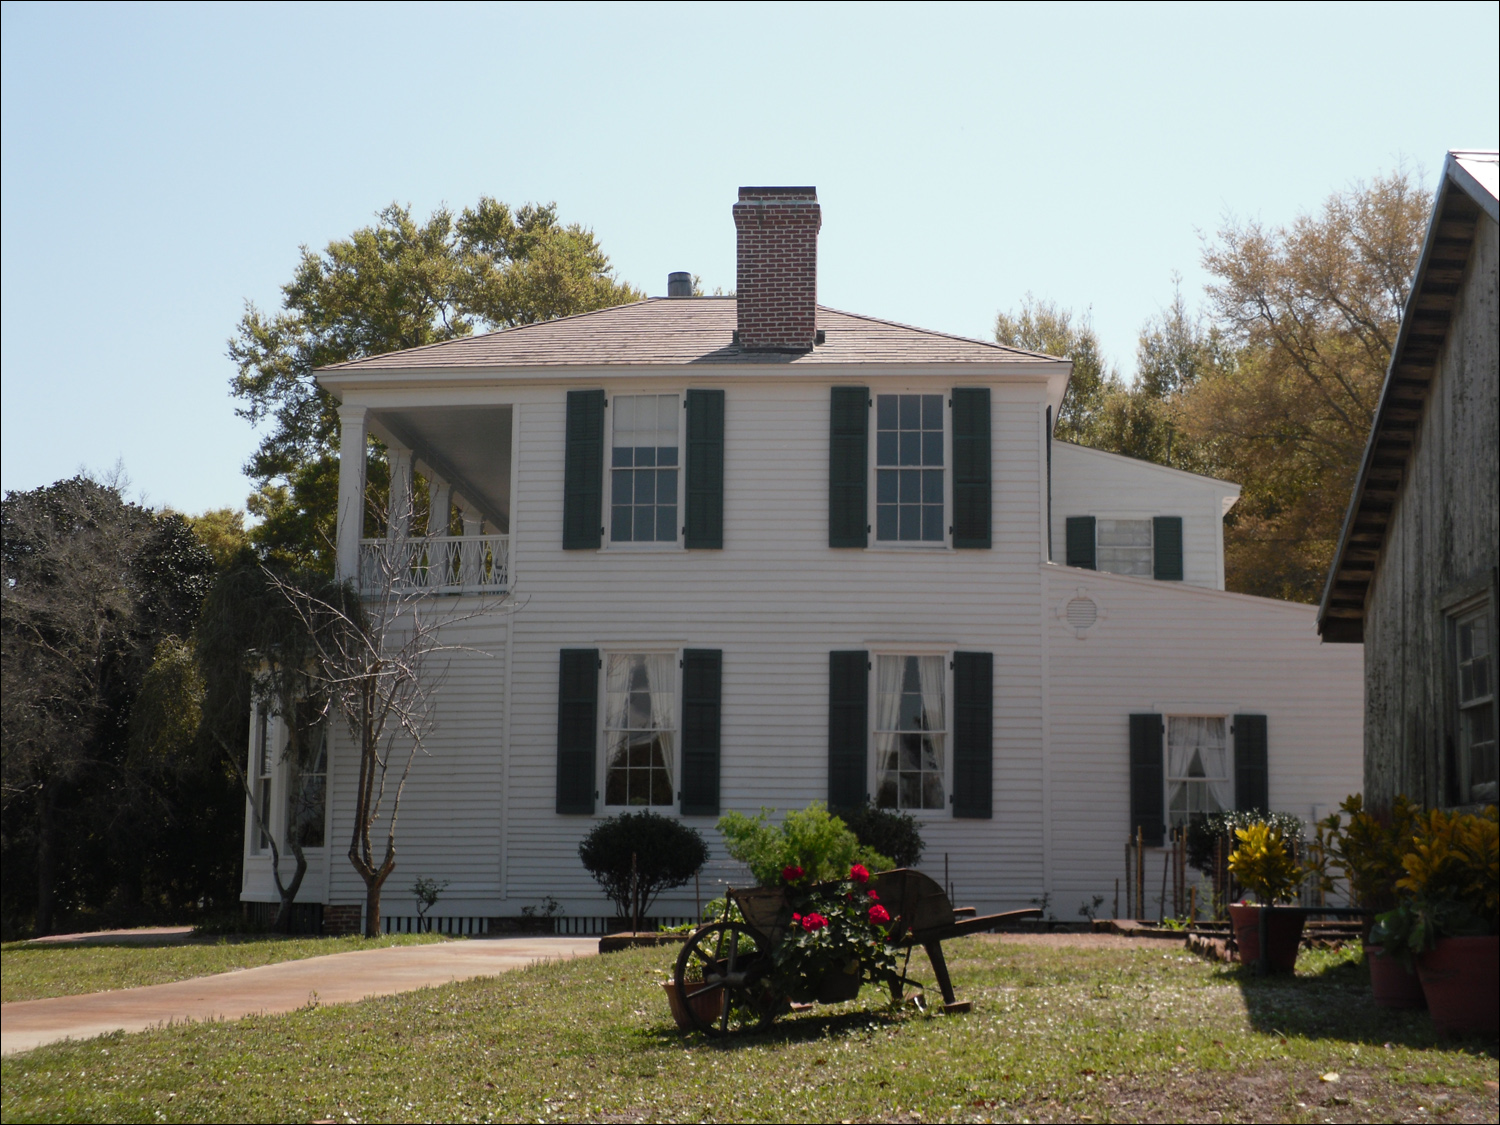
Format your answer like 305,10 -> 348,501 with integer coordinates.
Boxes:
335,403 -> 513,596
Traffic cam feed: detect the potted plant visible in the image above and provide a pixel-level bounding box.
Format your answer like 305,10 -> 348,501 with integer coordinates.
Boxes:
1370,805 -> 1498,1035
772,863 -> 896,1004
1317,795 -> 1424,1007
1226,822 -> 1307,971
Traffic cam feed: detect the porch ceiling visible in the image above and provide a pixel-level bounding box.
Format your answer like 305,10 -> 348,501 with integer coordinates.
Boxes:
371,406 -> 512,531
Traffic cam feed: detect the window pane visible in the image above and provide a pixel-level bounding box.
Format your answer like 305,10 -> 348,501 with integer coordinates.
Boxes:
1097,518 -> 1153,577
922,394 -> 943,429
877,394 -> 897,430
899,505 -> 921,540
611,505 -> 632,541
658,395 -> 679,433
633,471 -> 654,504
612,447 -> 633,468
877,469 -> 898,504
877,431 -> 898,466
922,506 -> 944,542
611,472 -> 632,505
635,446 -> 656,467
657,446 -> 678,467
899,469 -> 921,503
657,506 -> 677,541
657,469 -> 677,504
613,396 -> 636,433
899,394 -> 920,429
877,505 -> 898,540
923,430 -> 943,466
900,431 -> 921,466
922,469 -> 943,504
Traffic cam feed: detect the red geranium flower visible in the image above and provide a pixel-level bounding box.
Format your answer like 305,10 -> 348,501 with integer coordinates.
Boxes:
800,912 -> 828,932
782,864 -> 805,883
867,890 -> 880,901
849,864 -> 870,883
792,913 -> 802,922
868,903 -> 891,925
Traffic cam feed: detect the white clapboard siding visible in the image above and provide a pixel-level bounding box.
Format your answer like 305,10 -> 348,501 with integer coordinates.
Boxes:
1049,442 -> 1240,590
250,370 -> 1362,922
1042,564 -> 1363,918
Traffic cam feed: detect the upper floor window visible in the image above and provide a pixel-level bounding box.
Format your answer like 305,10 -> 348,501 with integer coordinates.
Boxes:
611,394 -> 679,544
1455,604 -> 1497,804
874,654 -> 946,810
1166,716 -> 1230,831
604,652 -> 676,807
875,394 -> 945,543
1097,519 -> 1152,577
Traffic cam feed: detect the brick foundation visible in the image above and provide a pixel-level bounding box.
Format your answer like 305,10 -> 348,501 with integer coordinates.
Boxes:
322,904 -> 363,936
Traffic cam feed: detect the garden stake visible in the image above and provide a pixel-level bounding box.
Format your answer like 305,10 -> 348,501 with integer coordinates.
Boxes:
1114,877 -> 1120,921
1159,848 -> 1168,921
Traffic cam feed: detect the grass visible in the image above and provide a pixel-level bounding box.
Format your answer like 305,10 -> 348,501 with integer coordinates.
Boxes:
0,932 -> 452,1003
2,935 -> 1496,1123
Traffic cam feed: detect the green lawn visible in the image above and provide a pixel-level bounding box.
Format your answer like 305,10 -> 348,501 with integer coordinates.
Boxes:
2,936 -> 1495,1123
0,932 -> 452,1003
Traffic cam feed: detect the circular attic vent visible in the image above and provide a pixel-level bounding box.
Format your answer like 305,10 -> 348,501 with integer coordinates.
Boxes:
1065,596 -> 1099,630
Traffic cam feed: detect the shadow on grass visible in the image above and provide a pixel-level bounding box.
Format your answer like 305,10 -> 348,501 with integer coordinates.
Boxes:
1227,953 -> 1499,1057
641,1000 -> 920,1052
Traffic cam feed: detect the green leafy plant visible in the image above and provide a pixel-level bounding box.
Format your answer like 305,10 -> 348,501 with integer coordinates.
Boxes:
839,804 -> 925,868
1226,822 -> 1303,905
410,877 -> 450,932
578,812 -> 709,924
716,803 -> 892,889
772,864 -> 897,1003
1371,805 -> 1499,965
1185,809 -> 1305,877
1313,794 -> 1421,912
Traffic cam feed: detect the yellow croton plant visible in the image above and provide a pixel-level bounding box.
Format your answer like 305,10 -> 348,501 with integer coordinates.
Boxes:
1227,822 -> 1304,905
1395,806 -> 1499,921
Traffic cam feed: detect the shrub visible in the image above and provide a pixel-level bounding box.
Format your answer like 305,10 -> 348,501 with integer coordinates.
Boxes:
1185,809 -> 1305,876
840,804 -> 925,868
716,802 -> 893,888
578,811 -> 709,923
1227,822 -> 1303,905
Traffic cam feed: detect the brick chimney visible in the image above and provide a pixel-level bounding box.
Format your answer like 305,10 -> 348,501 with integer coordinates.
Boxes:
733,186 -> 821,351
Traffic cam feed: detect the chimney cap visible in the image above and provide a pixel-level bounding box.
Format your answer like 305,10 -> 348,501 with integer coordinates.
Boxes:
738,186 -> 818,200
666,271 -> 692,298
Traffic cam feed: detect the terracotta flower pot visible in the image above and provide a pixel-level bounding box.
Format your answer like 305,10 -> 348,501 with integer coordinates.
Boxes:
815,962 -> 862,1003
1228,903 -> 1306,972
662,979 -> 723,1030
1417,935 -> 1499,1036
1364,943 -> 1425,1009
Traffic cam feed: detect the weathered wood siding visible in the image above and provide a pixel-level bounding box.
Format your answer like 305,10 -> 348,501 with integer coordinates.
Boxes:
1049,443 -> 1237,590
1364,213 -> 1500,809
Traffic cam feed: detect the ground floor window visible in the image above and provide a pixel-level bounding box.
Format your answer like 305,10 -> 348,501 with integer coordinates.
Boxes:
1166,716 -> 1230,831
874,654 -> 946,811
252,708 -> 273,853
604,652 -> 676,807
286,722 -> 327,849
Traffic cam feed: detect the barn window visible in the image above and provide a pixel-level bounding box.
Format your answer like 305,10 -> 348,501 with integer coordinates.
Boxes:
874,654 -> 947,810
603,653 -> 677,808
1454,603 -> 1497,804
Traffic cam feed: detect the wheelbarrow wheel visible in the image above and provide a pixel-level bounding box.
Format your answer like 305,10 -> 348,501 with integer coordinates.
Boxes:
673,922 -> 781,1036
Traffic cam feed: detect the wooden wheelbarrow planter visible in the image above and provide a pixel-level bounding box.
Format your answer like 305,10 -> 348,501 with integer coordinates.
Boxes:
671,868 -> 1040,1036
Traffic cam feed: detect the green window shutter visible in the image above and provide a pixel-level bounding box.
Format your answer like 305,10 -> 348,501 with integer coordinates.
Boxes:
680,649 -> 722,816
1066,516 -> 1096,569
1129,713 -> 1164,847
562,390 -> 605,550
828,650 -> 869,811
952,651 -> 993,818
1153,516 -> 1183,581
1233,714 -> 1269,814
684,390 -> 725,549
951,388 -> 992,548
556,649 -> 599,814
829,387 -> 868,548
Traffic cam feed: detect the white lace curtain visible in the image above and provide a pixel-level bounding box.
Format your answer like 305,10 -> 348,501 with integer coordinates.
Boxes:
1167,716 -> 1231,818
604,654 -> 676,776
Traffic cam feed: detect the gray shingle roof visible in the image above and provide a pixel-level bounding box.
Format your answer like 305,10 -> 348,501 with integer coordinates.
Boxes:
319,298 -> 1061,372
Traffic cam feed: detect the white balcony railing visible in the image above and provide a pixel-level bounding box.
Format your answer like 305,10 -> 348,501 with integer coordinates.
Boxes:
358,535 -> 509,595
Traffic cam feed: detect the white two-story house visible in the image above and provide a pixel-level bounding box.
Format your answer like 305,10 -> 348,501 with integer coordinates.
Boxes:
242,187 -> 1364,932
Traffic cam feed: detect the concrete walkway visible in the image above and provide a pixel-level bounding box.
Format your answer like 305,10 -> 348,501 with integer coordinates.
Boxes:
1,935 -> 597,1056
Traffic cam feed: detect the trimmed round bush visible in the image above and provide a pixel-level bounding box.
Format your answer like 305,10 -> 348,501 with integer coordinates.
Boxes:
578,811 -> 709,924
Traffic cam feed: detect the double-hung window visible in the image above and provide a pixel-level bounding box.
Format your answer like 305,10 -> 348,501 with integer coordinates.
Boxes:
610,395 -> 680,544
286,721 -> 327,849
875,394 -> 945,543
1165,716 -> 1231,831
1454,605 -> 1497,804
252,708 -> 273,853
874,654 -> 947,810
603,653 -> 677,807
1097,519 -> 1153,577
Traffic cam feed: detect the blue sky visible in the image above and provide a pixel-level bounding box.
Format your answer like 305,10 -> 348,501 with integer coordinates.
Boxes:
3,1 -> 1497,514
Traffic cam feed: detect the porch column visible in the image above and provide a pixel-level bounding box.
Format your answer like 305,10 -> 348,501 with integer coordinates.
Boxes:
386,444 -> 414,540
457,499 -> 484,587
335,405 -> 368,582
426,476 -> 452,537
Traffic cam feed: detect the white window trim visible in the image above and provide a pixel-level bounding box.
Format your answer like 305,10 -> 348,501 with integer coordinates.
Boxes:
866,390 -> 953,551
597,646 -> 684,814
866,647 -> 954,818
602,392 -> 685,552
1451,596 -> 1497,806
